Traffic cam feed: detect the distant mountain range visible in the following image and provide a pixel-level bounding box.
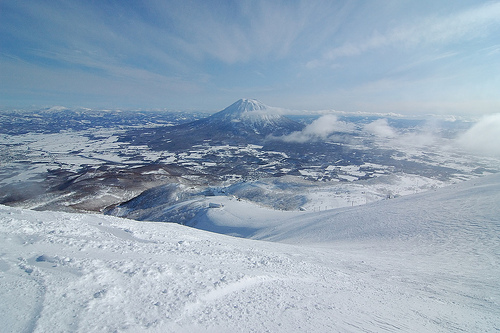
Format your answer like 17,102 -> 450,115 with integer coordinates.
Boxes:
123,99 -> 304,150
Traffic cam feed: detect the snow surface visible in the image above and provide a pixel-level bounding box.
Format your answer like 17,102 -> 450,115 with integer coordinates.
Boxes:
1,174 -> 499,332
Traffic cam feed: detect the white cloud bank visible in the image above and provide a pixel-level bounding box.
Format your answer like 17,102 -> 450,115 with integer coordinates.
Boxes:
457,113 -> 500,156
364,118 -> 441,147
277,115 -> 355,143
363,119 -> 397,138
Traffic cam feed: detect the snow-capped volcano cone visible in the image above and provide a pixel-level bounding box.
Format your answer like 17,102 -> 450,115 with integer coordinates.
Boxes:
210,98 -> 276,121
129,99 -> 304,150
207,99 -> 302,135
224,98 -> 268,113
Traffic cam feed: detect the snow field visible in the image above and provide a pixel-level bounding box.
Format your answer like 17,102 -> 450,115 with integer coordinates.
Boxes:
1,208 -> 352,332
1,173 -> 499,332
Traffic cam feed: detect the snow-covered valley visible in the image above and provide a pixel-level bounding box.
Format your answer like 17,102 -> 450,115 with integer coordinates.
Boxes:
2,102 -> 499,217
1,173 -> 499,332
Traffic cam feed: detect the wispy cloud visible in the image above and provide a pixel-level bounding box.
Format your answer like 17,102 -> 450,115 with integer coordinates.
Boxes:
146,0 -> 344,64
457,113 -> 500,156
364,119 -> 396,138
362,117 -> 443,148
307,2 -> 500,68
1,1 -> 499,111
275,115 -> 355,143
1,1 -> 339,87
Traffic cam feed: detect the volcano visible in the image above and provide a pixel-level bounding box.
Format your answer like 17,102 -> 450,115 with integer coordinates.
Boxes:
131,99 -> 304,150
203,99 -> 302,136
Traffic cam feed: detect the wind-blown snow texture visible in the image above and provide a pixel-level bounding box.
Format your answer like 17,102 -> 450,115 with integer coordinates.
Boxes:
1,174 -> 499,332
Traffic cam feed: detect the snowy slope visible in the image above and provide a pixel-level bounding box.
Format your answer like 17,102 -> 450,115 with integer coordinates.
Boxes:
255,172 -> 500,244
1,174 -> 499,332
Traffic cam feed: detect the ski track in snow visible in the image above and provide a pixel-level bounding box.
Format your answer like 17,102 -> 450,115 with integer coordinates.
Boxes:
1,174 -> 499,332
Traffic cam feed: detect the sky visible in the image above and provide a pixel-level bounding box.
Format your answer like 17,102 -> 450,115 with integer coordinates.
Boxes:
1,0 -> 500,115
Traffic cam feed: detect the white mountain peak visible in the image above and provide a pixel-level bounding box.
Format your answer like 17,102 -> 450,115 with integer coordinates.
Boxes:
224,98 -> 269,114
210,99 -> 283,126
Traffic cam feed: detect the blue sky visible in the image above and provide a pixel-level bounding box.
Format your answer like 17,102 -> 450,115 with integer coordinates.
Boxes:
1,0 -> 499,115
